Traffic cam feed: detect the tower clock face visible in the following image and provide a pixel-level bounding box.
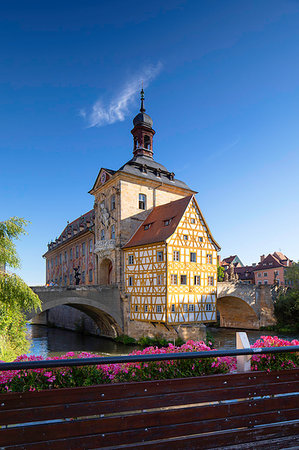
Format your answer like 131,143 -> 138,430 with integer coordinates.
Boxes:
100,172 -> 106,184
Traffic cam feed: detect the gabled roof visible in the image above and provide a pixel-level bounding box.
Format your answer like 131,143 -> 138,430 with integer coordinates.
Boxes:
253,253 -> 290,271
123,195 -> 221,251
89,168 -> 116,193
222,255 -> 238,264
123,196 -> 192,248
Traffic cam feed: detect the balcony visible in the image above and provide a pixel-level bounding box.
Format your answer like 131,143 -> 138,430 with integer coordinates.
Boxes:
94,239 -> 116,254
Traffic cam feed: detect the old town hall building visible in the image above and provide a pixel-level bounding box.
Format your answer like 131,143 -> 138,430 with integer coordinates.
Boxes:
44,91 -> 220,326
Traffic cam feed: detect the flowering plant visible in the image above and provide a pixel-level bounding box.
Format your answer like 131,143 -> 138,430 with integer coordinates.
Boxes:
0,337 -> 297,393
250,336 -> 299,372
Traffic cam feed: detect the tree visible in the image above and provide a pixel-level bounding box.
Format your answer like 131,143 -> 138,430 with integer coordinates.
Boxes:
217,264 -> 224,282
274,262 -> 299,331
284,262 -> 299,290
0,217 -> 41,361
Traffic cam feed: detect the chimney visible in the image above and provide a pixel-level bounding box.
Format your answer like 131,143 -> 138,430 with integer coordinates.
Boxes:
260,255 -> 265,262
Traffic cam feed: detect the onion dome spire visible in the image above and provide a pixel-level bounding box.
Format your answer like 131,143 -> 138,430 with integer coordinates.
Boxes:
140,88 -> 145,113
131,89 -> 155,158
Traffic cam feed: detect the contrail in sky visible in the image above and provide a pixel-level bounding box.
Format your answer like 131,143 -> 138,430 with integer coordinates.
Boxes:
81,62 -> 162,127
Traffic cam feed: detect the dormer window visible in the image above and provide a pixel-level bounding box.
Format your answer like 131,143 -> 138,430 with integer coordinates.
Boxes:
144,223 -> 152,230
164,219 -> 172,226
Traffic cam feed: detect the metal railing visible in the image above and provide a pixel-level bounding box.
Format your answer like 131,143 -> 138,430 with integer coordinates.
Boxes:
0,345 -> 298,371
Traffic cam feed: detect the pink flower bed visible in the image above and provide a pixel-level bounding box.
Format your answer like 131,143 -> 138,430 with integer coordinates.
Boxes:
0,337 -> 298,393
251,335 -> 299,372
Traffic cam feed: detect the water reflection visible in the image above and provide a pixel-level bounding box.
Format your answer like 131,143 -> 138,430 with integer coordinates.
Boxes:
27,324 -> 137,358
27,324 -> 299,358
208,327 -> 299,349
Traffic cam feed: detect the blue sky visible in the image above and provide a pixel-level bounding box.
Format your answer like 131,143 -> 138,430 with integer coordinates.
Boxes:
1,0 -> 299,285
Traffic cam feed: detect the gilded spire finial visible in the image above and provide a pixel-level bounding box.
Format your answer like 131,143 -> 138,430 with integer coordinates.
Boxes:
140,86 -> 145,113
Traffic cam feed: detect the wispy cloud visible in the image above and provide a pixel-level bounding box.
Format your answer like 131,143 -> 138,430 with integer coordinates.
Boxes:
81,62 -> 162,127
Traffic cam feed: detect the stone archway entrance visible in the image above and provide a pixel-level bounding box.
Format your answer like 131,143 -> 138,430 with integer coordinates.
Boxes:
99,258 -> 113,285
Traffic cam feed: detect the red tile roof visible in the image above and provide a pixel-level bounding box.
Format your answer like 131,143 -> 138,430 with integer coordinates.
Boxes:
253,253 -> 291,271
123,196 -> 193,248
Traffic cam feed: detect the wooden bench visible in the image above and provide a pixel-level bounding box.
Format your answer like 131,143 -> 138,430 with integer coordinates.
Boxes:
0,368 -> 298,449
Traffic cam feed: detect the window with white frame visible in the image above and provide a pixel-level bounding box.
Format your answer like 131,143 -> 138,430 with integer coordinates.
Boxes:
157,251 -> 164,262
208,276 -> 214,286
135,305 -> 138,312
173,250 -> 180,261
206,303 -> 212,311
171,274 -> 178,285
128,255 -> 134,265
191,218 -> 195,224
258,273 -> 261,277
183,304 -> 188,312
199,236 -> 203,242
144,305 -> 148,312
157,305 -> 162,313
264,280 -> 268,285
157,274 -> 163,285
183,235 -> 188,241
171,304 -> 175,312
128,276 -> 133,286
190,252 -> 196,262
263,272 -> 268,277
180,275 -> 187,285
194,275 -> 201,285
139,193 -> 146,210
207,254 -> 212,264
189,304 -> 194,312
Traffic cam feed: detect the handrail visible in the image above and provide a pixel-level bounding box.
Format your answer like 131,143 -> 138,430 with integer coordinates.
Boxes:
0,345 -> 298,371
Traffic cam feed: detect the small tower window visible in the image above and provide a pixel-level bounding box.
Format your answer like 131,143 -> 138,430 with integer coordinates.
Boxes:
139,194 -> 146,210
101,229 -> 105,241
144,135 -> 151,150
134,137 -> 138,149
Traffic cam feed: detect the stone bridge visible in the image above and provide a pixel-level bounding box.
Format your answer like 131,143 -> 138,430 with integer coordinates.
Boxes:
29,281 -> 276,338
29,285 -> 124,338
217,282 -> 276,329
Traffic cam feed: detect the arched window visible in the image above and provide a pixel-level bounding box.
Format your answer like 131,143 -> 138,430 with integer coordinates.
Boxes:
144,135 -> 151,149
134,137 -> 138,149
139,193 -> 146,210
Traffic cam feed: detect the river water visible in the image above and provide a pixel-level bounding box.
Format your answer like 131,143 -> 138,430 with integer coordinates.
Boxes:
27,324 -> 299,358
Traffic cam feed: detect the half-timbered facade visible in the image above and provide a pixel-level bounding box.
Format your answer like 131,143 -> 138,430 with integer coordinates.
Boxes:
123,195 -> 220,325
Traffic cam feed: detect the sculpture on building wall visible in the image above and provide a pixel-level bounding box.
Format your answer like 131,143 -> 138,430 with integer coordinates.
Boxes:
74,267 -> 81,285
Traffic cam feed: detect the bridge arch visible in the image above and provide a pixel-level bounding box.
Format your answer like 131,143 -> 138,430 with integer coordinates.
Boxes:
216,295 -> 259,330
28,293 -> 123,338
